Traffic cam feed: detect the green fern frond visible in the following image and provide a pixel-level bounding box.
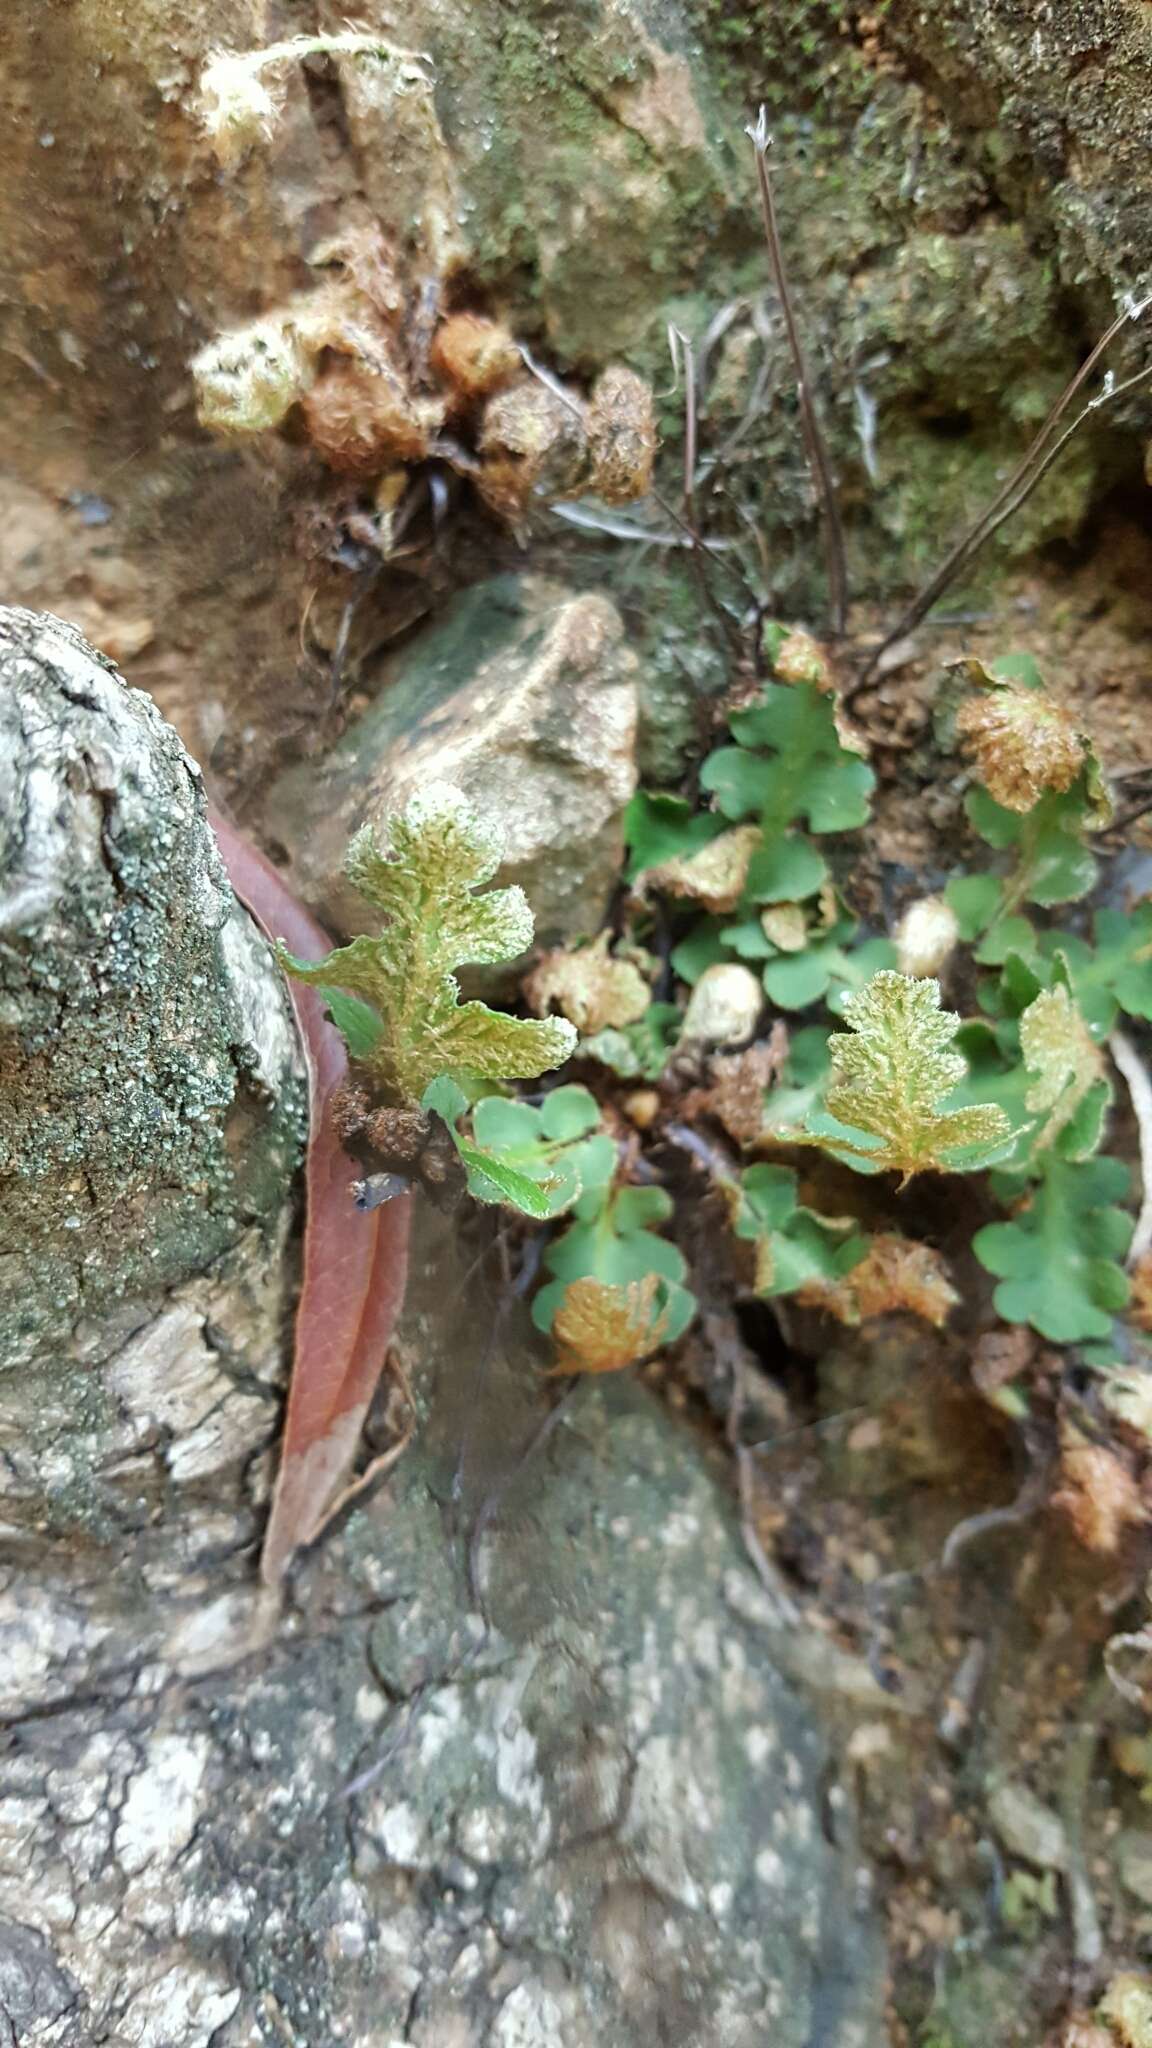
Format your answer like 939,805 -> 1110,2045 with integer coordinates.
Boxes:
279,782 -> 576,1102
810,970 -> 1012,1183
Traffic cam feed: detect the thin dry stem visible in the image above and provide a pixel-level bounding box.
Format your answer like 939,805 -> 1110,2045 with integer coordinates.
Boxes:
748,109 -> 848,636
1110,1027 -> 1152,1264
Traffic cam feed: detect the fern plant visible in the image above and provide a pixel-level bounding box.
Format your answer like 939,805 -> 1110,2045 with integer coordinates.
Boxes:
609,633 -> 1152,1351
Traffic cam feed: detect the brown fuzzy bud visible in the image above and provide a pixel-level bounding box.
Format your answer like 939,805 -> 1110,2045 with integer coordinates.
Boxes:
329,1083 -> 372,1144
302,358 -> 443,476
364,1104 -> 433,1169
587,366 -> 657,503
476,378 -> 590,522
430,313 -> 521,402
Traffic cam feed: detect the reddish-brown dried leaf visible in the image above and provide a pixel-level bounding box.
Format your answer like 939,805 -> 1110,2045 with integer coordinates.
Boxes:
1053,1429 -> 1145,1556
552,1274 -> 670,1375
210,811 -> 411,1586
797,1234 -> 959,1328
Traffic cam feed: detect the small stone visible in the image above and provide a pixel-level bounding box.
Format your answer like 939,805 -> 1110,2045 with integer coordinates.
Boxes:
988,1780 -> 1069,1871
1116,1830 -> 1152,1908
680,964 -> 763,1047
264,577 -> 638,966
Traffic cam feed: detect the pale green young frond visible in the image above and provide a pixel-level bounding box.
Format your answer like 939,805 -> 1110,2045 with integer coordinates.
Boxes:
813,969 -> 1012,1181
279,782 -> 574,1103
1019,977 -> 1108,1155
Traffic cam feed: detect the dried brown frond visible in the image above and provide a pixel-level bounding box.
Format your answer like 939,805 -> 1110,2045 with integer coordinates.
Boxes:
430,313 -> 521,402
797,1234 -> 959,1328
681,1027 -> 789,1147
1052,1430 -> 1145,1555
524,932 -> 650,1035
587,365 -> 658,504
956,681 -> 1085,813
758,903 -> 808,952
1099,1973 -> 1152,2048
636,823 -> 762,915
552,1274 -> 670,1375
970,1323 -> 1037,1398
311,223 -> 405,323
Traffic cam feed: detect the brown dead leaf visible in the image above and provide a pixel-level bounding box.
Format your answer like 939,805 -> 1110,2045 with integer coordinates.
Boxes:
1053,1430 -> 1146,1555
637,823 -> 762,915
970,1323 -> 1037,1397
798,1234 -> 959,1328
681,1025 -> 789,1147
552,1274 -> 670,1374
524,931 -> 650,1034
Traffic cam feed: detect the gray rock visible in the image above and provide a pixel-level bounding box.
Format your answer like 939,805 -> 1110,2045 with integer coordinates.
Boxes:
1116,1829 -> 1152,1908
265,575 -> 638,958
0,1214 -> 888,2047
0,607 -> 303,1709
987,1780 -> 1069,1872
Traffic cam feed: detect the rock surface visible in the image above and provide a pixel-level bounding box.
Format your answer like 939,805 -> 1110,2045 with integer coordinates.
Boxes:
0,608 -> 302,1704
0,1212 -> 889,2048
265,575 -> 639,955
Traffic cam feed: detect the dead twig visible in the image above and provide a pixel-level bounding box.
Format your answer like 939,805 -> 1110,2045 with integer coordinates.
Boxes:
1109,1027 -> 1152,1264
549,503 -> 737,549
747,108 -> 848,637
727,1347 -> 801,1627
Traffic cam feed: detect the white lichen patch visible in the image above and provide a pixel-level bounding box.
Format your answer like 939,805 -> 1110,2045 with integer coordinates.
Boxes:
106,1302 -> 271,1483
115,1734 -> 210,1876
118,1963 -> 240,2048
619,1735 -> 704,1911
491,1982 -> 569,2048
371,1800 -> 428,1868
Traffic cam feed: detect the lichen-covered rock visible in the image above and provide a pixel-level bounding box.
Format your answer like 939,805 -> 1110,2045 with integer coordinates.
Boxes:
0,1210 -> 889,2047
0,608 -> 302,1702
264,576 -> 639,956
0,607 -> 301,1366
